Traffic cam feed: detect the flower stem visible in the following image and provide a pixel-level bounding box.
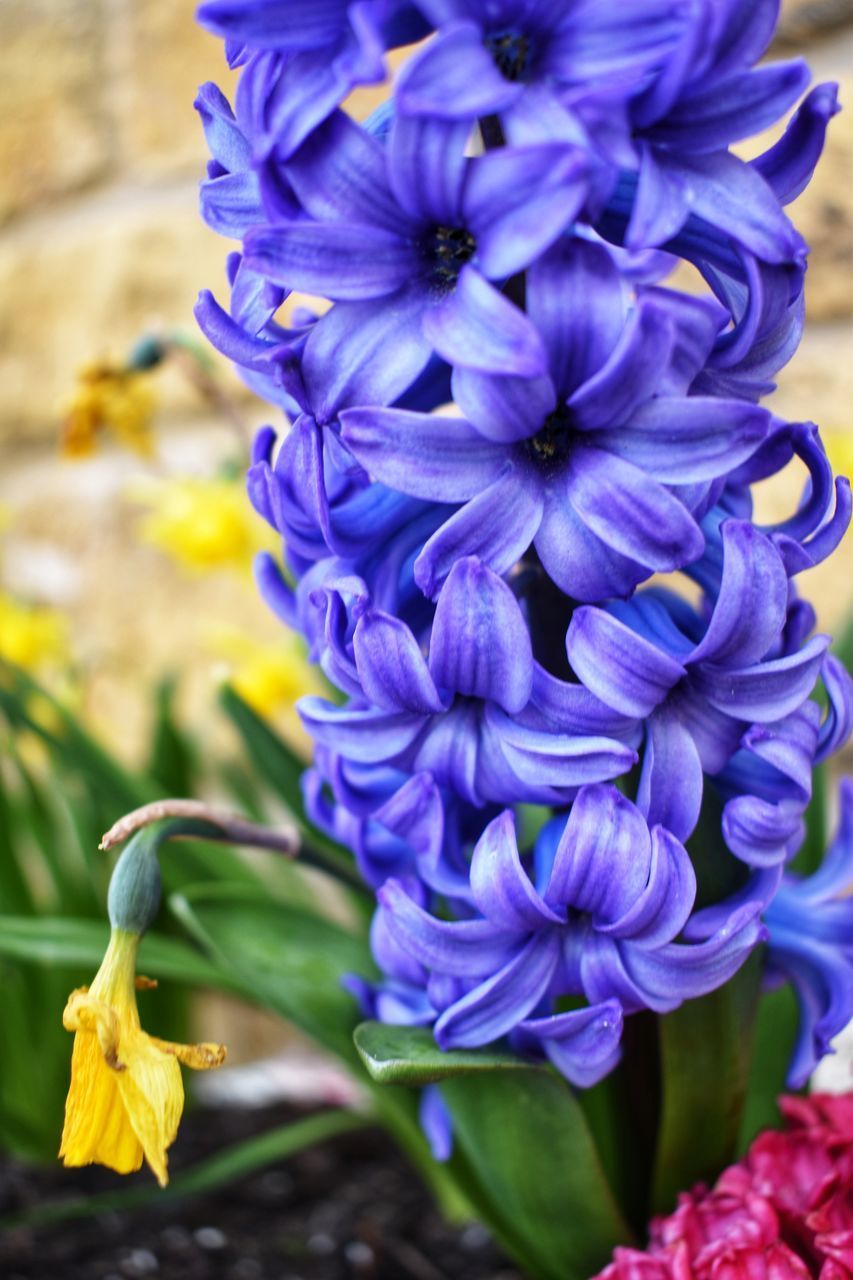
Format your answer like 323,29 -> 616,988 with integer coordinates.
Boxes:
100,799 -> 300,858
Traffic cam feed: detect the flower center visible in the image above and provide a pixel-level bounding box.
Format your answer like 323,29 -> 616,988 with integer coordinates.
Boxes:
485,29 -> 531,82
426,225 -> 477,291
525,408 -> 572,474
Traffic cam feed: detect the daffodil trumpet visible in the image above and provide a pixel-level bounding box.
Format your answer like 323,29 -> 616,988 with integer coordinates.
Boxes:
59,822 -> 226,1186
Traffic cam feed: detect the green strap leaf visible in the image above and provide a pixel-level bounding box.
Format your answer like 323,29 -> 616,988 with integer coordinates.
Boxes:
353,1021 -> 635,1263
354,1021 -> 533,1085
652,952 -> 762,1214
441,1070 -> 634,1280
219,684 -> 366,892
0,916 -> 242,993
738,982 -> 799,1152
146,675 -> 198,796
169,882 -> 374,1062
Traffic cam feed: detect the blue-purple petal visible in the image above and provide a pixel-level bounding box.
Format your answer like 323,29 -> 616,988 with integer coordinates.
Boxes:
470,811 -> 563,931
566,606 -> 685,719
428,557 -> 533,714
435,931 -> 561,1049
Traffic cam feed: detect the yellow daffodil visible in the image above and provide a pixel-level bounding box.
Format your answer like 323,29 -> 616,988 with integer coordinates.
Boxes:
60,928 -> 226,1186
207,625 -> 326,751
60,362 -> 156,459
0,592 -> 69,673
822,427 -> 853,481
131,475 -> 268,575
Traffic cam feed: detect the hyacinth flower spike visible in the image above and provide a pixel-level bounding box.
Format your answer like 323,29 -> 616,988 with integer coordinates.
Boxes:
190,0 -> 852,1257
60,828 -> 225,1185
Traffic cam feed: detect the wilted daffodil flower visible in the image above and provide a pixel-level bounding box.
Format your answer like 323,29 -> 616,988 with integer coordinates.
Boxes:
60,827 -> 225,1185
60,361 -> 156,459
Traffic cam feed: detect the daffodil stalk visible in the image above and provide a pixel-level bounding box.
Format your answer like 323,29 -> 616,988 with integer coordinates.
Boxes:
98,798 -> 300,858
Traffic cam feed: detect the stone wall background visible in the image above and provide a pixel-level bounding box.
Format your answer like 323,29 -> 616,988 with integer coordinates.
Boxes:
0,0 -> 851,762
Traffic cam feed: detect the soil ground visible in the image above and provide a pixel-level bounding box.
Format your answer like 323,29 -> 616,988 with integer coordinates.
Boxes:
0,1104 -> 523,1280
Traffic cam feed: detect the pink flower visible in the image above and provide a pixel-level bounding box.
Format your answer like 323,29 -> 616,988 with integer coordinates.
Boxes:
652,1176 -> 780,1261
709,1241 -> 811,1280
593,1093 -> 853,1280
597,1248 -> 674,1279
808,1182 -> 853,1275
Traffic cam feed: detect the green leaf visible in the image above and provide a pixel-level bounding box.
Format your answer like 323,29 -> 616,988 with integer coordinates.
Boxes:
169,882 -> 374,1061
146,675 -> 198,796
738,982 -> 799,1151
4,1108 -> 368,1228
440,1070 -> 633,1280
219,684 -> 366,892
0,916 -> 242,993
0,664 -> 154,812
652,951 -> 762,1214
9,750 -> 100,916
0,962 -> 73,1161
354,1021 -> 532,1085
0,758 -> 36,913
790,760 -> 827,877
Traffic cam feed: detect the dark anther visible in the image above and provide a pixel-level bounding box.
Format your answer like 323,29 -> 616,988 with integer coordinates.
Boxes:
525,409 -> 572,473
485,30 -> 531,82
427,225 -> 477,288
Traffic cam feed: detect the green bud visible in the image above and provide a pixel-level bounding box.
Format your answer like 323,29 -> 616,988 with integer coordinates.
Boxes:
126,335 -> 165,371
107,830 -> 162,935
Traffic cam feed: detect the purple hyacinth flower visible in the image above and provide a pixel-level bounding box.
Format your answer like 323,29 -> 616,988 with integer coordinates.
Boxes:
196,1 -> 427,156
719,702 -> 821,869
718,655 -> 851,868
419,1086 -> 454,1161
299,557 -> 637,807
596,90 -> 837,403
566,520 -> 831,842
724,421 -> 852,577
763,779 -> 853,1087
306,750 -> 486,895
211,262 -> 448,562
242,109 -> 589,377
396,0 -> 688,127
377,784 -> 764,1081
342,236 -> 770,601
620,0 -> 810,264
196,83 -> 267,239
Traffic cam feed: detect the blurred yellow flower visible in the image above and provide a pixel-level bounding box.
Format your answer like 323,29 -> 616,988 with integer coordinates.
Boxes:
823,427 -> 853,480
208,625 -> 324,741
0,592 -> 69,672
132,475 -> 267,575
60,362 -> 156,459
60,929 -> 225,1186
